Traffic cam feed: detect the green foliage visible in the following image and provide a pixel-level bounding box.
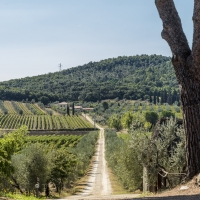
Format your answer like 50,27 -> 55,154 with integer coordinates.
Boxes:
70,131 -> 98,176
72,102 -> 75,115
39,96 -> 49,105
105,129 -> 142,191
121,112 -> 134,129
161,110 -> 175,118
11,143 -> 53,192
0,128 -> 97,195
4,193 -> 39,200
25,135 -> 81,149
49,149 -> 77,192
0,55 -> 179,102
25,103 -> 37,115
129,117 -> 186,187
0,100 -> 8,114
108,114 -> 122,131
11,101 -> 23,115
102,102 -> 109,111
144,111 -> 158,125
0,126 -> 28,176
0,114 -> 94,130
67,104 -> 70,115
37,102 -> 45,109
50,104 -> 67,115
90,99 -> 182,127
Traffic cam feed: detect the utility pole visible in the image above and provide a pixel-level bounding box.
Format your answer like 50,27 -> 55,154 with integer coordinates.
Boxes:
58,63 -> 62,72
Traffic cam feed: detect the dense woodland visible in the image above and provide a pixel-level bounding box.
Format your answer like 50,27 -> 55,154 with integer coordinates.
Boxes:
0,55 -> 179,103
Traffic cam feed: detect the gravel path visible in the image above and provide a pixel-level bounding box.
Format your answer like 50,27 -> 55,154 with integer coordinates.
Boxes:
70,116 -> 112,198
55,115 -> 139,200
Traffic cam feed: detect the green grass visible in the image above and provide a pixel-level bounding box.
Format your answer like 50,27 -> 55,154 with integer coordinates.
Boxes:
117,133 -> 130,140
3,193 -> 45,199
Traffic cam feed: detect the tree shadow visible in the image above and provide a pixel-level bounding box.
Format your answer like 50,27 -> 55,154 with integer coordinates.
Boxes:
134,194 -> 200,200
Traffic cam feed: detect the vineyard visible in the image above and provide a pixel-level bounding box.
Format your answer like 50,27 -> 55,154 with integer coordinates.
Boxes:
25,134 -> 82,148
0,101 -> 94,131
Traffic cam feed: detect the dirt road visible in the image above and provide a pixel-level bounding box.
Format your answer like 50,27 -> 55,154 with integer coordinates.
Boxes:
56,115 -> 139,200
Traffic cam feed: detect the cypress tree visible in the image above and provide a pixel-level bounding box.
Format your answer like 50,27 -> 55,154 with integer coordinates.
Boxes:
149,95 -> 152,103
67,104 -> 70,116
164,90 -> 167,103
153,95 -> 156,105
157,96 -> 159,104
72,102 -> 75,115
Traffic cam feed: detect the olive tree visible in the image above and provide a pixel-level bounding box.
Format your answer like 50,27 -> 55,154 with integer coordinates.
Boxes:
11,143 -> 53,193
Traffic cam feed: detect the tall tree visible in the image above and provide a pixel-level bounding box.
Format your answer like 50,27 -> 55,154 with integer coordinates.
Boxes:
66,104 -> 70,116
72,102 -> 75,115
155,0 -> 200,178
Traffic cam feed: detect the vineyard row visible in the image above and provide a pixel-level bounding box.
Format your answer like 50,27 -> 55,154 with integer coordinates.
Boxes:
0,115 -> 93,130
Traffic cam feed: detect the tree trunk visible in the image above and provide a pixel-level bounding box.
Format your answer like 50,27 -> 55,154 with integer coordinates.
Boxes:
175,59 -> 200,178
143,166 -> 149,193
11,176 -> 24,194
155,0 -> 200,178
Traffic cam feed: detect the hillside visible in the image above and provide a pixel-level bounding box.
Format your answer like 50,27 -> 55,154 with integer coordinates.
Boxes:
0,54 -> 179,103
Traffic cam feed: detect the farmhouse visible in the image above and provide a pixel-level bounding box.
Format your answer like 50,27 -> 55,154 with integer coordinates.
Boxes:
58,102 -> 68,108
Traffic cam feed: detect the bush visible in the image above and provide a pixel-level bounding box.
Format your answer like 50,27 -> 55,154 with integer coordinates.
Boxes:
70,131 -> 98,176
105,129 -> 143,191
161,110 -> 175,118
108,114 -> 122,131
144,111 -> 158,125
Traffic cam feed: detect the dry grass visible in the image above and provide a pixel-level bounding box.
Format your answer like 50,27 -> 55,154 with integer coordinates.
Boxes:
151,176 -> 200,197
107,167 -> 140,195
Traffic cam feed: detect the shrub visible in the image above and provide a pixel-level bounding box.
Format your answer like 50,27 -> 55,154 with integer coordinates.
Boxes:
108,114 -> 122,131
161,110 -> 175,118
105,129 -> 143,191
144,111 -> 158,125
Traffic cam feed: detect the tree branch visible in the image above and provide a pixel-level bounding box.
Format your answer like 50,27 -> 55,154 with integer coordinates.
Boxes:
192,0 -> 200,67
155,0 -> 191,58
11,176 -> 24,194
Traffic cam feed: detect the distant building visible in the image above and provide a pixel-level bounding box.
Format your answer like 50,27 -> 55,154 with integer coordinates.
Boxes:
74,106 -> 83,110
82,108 -> 94,111
58,102 -> 68,108
56,102 -> 94,111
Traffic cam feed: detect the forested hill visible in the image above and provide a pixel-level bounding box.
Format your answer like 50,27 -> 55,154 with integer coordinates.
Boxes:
0,54 -> 179,103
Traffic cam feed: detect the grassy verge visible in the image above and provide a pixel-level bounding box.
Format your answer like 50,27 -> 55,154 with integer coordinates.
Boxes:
107,167 -> 128,195
2,193 -> 44,200
107,167 -> 142,195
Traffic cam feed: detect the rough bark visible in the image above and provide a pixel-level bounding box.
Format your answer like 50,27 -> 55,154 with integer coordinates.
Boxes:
192,0 -> 200,82
155,0 -> 200,178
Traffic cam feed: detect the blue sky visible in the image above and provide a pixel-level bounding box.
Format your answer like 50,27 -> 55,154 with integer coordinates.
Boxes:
0,0 -> 193,81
